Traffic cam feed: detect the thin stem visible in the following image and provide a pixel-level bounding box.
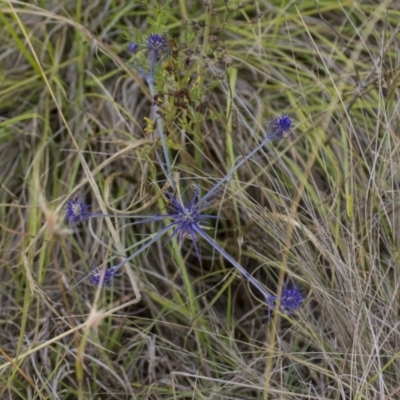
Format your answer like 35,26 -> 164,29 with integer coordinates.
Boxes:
112,224 -> 172,273
88,216 -> 110,250
88,217 -> 153,256
68,225 -> 172,292
149,50 -> 156,82
197,128 -> 281,207
147,76 -> 175,189
90,213 -> 144,219
193,225 -> 273,307
89,212 -> 177,221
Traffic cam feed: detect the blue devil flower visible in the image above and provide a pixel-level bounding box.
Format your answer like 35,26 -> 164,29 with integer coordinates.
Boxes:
65,198 -> 135,225
65,198 -> 91,225
106,187 -> 276,308
90,266 -> 117,287
279,283 -> 304,313
268,283 -> 304,315
270,113 -> 294,139
162,188 -> 219,260
127,42 -> 139,54
146,33 -> 168,53
127,33 -> 169,82
126,33 -> 173,188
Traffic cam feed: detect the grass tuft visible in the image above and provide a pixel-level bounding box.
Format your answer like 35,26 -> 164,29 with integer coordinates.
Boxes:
1,0 -> 399,399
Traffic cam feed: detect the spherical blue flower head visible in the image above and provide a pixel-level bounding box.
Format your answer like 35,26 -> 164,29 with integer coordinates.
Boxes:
280,284 -> 304,313
128,42 -> 139,54
146,33 -> 168,54
90,266 -> 116,288
65,198 -> 91,225
271,113 -> 294,139
164,187 -> 218,261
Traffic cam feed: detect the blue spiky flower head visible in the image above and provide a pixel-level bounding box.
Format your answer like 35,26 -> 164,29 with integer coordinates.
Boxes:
146,33 -> 168,53
90,266 -> 117,288
271,113 -> 294,139
164,187 -> 218,260
65,198 -> 91,225
126,33 -> 169,82
280,283 -> 304,313
127,42 -> 139,54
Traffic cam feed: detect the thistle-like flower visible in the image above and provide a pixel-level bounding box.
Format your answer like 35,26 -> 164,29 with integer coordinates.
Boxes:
84,109 -> 295,297
269,283 -> 304,314
71,106 -> 298,312
65,198 -> 134,225
65,198 -> 91,225
74,189 -> 302,315
109,187 -> 217,260
128,33 -> 168,55
146,33 -> 168,54
127,33 -> 174,189
269,113 -> 294,140
162,188 -> 218,260
279,284 -> 304,313
90,266 -> 117,287
110,187 -> 275,307
127,33 -> 169,82
127,42 -> 139,54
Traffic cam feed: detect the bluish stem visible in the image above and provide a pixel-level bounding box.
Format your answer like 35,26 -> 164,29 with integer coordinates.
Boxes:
90,213 -> 180,221
197,128 -> 281,207
147,60 -> 174,190
149,50 -> 156,81
193,224 -> 274,307
68,224 -> 172,291
90,213 -> 147,219
112,223 -> 172,273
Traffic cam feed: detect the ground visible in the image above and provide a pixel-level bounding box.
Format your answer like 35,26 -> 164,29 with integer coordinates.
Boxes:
0,1 -> 399,399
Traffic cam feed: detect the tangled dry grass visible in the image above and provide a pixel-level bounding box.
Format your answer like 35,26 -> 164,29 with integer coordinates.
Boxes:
0,0 -> 400,399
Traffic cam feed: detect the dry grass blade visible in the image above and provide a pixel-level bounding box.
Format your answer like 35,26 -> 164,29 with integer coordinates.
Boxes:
0,0 -> 399,399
